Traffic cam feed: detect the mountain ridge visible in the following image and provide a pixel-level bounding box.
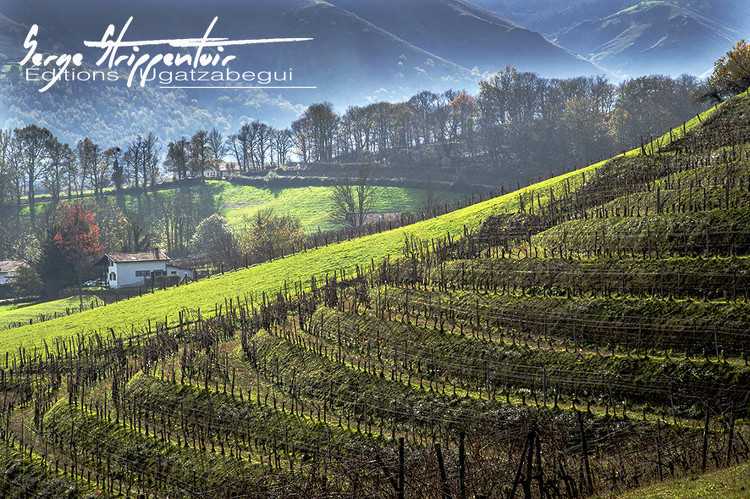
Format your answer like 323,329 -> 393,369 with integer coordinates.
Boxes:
328,0 -> 605,77
553,1 -> 741,77
0,0 -> 610,145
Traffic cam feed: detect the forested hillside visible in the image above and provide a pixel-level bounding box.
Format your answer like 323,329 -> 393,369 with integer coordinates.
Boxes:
0,69 -> 706,263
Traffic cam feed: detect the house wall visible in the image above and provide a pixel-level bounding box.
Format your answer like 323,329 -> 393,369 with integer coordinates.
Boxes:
108,260 -> 168,289
166,266 -> 194,280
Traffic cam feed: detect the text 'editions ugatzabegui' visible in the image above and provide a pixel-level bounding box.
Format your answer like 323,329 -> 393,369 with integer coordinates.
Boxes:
19,16 -> 312,92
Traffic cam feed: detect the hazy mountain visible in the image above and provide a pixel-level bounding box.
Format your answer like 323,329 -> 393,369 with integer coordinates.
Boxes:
0,0 -> 605,146
1,0 -> 606,91
0,0 -> 461,143
330,0 -> 603,78
470,0 -> 749,76
0,14 -> 26,61
470,0 -> 750,35
1,0 -> 478,100
553,2 -> 741,77
466,0 -> 634,35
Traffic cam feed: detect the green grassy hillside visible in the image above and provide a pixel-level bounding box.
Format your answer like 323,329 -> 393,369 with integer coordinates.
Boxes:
0,99 -> 721,355
0,296 -> 95,331
614,463 -> 750,498
0,166 -> 593,353
0,182 -> 458,333
147,181 -> 459,233
20,181 -> 458,233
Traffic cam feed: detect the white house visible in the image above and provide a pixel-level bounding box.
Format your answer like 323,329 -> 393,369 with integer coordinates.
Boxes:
96,249 -> 193,289
204,161 -> 241,179
0,260 -> 26,285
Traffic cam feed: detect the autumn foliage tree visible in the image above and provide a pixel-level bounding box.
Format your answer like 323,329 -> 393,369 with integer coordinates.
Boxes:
709,40 -> 750,98
53,203 -> 103,288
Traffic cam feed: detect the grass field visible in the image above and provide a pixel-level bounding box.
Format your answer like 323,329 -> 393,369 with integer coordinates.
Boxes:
211,182 -> 460,232
22,181 -> 460,234
0,160 -> 604,354
0,296 -> 92,330
127,181 -> 460,233
614,463 -> 750,498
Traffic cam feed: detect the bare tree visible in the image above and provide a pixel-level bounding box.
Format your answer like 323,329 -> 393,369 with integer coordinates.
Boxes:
273,128 -> 293,166
228,124 -> 252,172
154,190 -> 202,256
14,124 -> 53,226
142,132 -> 161,189
208,127 -> 227,162
407,90 -> 438,145
122,138 -> 142,189
77,137 -> 108,198
304,102 -> 338,161
189,130 -> 212,182
165,137 -> 189,180
123,208 -> 154,253
291,116 -> 311,165
330,172 -> 356,227
354,165 -> 376,227
330,165 -> 375,227
123,133 -> 160,190
252,121 -> 273,169
46,137 -> 74,201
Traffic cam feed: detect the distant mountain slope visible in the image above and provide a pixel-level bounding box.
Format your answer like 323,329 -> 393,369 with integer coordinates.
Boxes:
330,0 -> 605,78
469,0 -> 750,36
1,0 -> 475,101
0,0 -> 477,144
0,0 -> 612,146
463,0 -> 633,35
553,1 -> 741,77
0,14 -> 26,62
471,0 -> 749,76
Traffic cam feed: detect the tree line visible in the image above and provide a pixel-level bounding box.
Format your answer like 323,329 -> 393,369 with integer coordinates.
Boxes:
4,39 -> 750,221
0,70 -> 714,226
327,71 -> 707,177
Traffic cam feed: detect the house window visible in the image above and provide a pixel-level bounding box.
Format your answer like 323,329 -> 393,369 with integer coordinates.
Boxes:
110,272 -> 116,281
171,271 -> 177,275
135,270 -> 150,277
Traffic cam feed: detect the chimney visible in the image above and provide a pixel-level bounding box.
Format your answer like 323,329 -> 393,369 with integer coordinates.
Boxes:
153,247 -> 159,260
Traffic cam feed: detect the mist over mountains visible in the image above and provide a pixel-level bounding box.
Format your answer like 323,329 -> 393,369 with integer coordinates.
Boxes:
474,0 -> 748,77
554,2 -> 741,77
0,0 -> 604,145
0,0 -> 745,147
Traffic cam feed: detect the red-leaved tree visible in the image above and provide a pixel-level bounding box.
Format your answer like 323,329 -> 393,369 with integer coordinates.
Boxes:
54,203 -> 103,293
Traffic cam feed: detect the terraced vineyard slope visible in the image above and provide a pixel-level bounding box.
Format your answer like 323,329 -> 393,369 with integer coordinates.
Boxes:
1,94 -> 749,497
